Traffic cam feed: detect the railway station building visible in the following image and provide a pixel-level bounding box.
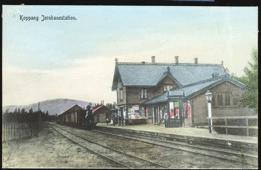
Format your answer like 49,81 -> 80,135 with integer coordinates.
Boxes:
111,56 -> 256,127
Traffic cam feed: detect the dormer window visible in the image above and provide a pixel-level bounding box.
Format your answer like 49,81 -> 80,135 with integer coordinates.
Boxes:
164,85 -> 173,92
140,88 -> 147,99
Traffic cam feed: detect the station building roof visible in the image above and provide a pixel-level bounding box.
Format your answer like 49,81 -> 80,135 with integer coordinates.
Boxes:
112,62 -> 227,90
144,75 -> 246,105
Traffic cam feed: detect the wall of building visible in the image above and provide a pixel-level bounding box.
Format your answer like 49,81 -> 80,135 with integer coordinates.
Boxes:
191,94 -> 208,125
117,86 -> 127,106
93,107 -> 111,123
124,76 -> 178,106
211,82 -> 256,117
152,76 -> 178,97
57,106 -> 85,127
126,87 -> 154,105
191,81 -> 257,126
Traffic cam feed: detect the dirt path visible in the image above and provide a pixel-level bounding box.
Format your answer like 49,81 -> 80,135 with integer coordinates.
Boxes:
2,123 -> 114,168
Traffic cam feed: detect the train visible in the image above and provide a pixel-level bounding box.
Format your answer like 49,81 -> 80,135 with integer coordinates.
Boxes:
57,104 -> 112,129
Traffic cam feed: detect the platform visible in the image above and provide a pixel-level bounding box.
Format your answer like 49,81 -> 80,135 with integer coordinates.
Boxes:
97,123 -> 257,144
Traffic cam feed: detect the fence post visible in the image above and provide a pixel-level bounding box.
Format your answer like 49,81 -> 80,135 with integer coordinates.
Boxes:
11,122 -> 13,140
21,123 -> 23,139
225,118 -> 228,135
246,118 -> 249,136
31,122 -> 33,137
3,123 -> 6,142
14,122 -> 16,140
9,123 -> 11,140
19,122 -> 21,139
7,123 -> 9,141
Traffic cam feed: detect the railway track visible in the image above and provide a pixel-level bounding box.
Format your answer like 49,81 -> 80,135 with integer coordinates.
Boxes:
92,128 -> 258,167
52,125 -> 166,169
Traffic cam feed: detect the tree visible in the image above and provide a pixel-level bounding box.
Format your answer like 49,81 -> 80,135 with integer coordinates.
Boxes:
4,109 -> 9,114
239,49 -> 258,111
21,108 -> 26,114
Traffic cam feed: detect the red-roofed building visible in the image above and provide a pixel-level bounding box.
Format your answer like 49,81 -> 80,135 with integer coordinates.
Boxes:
92,105 -> 112,125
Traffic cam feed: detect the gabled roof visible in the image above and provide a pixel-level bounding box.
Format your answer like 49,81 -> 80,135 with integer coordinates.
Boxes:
112,62 -> 226,90
182,75 -> 246,98
156,71 -> 182,87
92,104 -> 111,114
92,105 -> 104,113
59,104 -> 84,116
144,76 -> 246,104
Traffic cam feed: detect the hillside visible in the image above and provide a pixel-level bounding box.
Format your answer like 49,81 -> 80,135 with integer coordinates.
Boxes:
2,98 -> 91,115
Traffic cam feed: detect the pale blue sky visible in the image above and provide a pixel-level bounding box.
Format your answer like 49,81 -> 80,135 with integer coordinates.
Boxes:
2,6 -> 258,105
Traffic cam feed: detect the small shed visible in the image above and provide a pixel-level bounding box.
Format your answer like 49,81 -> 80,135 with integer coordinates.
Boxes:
92,105 -> 112,124
57,104 -> 85,127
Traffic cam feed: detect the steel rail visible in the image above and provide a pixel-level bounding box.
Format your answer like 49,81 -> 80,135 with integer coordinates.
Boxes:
92,129 -> 257,167
52,126 -> 131,169
97,129 -> 257,156
53,125 -> 166,169
54,124 -> 166,169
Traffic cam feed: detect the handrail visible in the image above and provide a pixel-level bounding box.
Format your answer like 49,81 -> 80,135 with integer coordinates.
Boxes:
212,125 -> 258,129
210,116 -> 257,119
206,116 -> 258,136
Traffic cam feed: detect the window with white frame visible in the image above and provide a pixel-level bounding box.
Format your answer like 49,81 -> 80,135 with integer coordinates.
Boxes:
163,85 -> 173,92
140,88 -> 147,99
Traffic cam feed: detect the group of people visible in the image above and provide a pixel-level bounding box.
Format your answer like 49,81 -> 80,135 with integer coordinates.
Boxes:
111,112 -> 126,126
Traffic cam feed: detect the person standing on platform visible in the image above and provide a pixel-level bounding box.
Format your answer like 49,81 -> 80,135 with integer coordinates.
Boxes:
85,105 -> 93,130
106,117 -> 109,126
164,112 -> 168,128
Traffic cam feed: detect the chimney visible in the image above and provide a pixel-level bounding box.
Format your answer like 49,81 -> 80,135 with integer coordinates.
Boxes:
151,56 -> 155,64
175,56 -> 179,64
115,58 -> 118,64
141,61 -> 146,64
194,58 -> 198,64
225,67 -> 229,73
167,66 -> 170,73
221,60 -> 224,66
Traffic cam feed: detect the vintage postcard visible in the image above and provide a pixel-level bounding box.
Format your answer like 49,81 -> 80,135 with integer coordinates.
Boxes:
2,5 -> 258,169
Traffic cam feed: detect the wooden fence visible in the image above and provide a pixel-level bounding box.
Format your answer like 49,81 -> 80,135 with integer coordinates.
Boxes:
2,112 -> 43,142
210,116 -> 258,136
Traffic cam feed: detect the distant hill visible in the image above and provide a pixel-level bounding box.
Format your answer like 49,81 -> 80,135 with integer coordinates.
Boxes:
2,98 -> 91,115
